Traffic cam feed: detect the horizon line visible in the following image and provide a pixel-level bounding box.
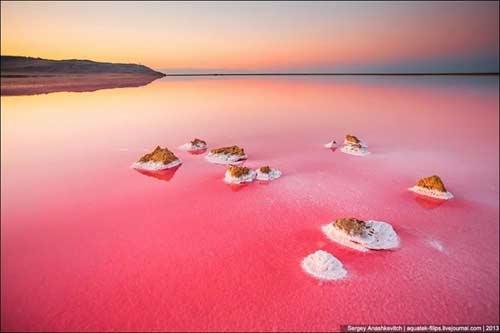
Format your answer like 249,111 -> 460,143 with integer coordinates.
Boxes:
161,72 -> 500,77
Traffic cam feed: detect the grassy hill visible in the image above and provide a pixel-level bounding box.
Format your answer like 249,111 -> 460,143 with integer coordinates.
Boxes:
1,56 -> 165,95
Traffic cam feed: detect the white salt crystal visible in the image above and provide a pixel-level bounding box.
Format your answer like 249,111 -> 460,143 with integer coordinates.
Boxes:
256,168 -> 282,181
408,186 -> 454,200
223,169 -> 256,184
340,145 -> 370,156
131,159 -> 182,171
178,141 -> 207,152
205,152 -> 247,165
301,250 -> 347,281
323,140 -> 337,149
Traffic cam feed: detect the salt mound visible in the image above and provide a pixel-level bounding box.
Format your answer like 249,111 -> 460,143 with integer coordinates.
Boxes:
206,153 -> 246,165
178,138 -> 207,152
344,134 -> 368,148
224,165 -> 256,184
323,140 -> 337,149
322,220 -> 399,251
256,166 -> 282,181
340,145 -> 370,156
132,159 -> 181,171
205,145 -> 247,165
409,176 -> 453,200
301,250 -> 347,281
132,146 -> 182,171
408,186 -> 454,200
340,134 -> 369,156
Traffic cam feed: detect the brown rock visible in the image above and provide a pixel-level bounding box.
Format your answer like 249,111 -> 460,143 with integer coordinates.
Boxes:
210,145 -> 245,156
138,146 -> 179,165
260,166 -> 271,174
417,175 -> 447,192
228,165 -> 251,178
345,134 -> 361,144
191,138 -> 207,146
334,218 -> 370,236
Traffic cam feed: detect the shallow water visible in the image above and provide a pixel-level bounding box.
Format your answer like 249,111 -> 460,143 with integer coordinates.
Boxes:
1,76 -> 499,331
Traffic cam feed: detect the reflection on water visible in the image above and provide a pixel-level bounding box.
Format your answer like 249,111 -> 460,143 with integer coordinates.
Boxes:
133,164 -> 181,182
187,148 -> 207,155
1,75 -> 498,331
227,182 -> 251,192
413,194 -> 446,209
1,74 -> 162,96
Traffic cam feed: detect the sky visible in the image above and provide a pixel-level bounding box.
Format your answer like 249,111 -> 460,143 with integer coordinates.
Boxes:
1,1 -> 499,73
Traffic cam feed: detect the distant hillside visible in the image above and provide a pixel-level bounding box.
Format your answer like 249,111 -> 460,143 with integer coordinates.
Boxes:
1,56 -> 165,96
1,56 -> 165,77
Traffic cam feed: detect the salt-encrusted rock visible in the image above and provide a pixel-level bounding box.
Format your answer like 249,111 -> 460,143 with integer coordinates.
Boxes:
345,134 -> 361,145
417,175 -> 447,191
178,138 -> 207,151
334,218 -> 368,236
224,165 -> 256,184
340,144 -> 370,156
340,134 -> 369,156
301,250 -> 347,281
205,145 -> 247,164
409,175 -> 453,200
256,166 -> 282,181
323,140 -> 338,149
344,134 -> 368,147
322,218 -> 400,252
132,146 -> 181,170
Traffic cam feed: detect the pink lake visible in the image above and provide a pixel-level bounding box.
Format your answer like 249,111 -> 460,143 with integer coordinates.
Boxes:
1,76 -> 499,331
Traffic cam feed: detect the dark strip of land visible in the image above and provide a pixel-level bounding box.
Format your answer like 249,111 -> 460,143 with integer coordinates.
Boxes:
1,55 -> 165,96
1,55 -> 165,76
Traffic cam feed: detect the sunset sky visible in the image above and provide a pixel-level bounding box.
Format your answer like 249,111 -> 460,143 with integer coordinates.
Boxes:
1,1 -> 499,73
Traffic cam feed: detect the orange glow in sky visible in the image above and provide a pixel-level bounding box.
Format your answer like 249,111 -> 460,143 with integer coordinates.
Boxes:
1,1 -> 498,72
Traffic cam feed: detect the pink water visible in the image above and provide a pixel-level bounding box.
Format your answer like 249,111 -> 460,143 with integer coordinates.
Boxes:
1,76 -> 499,331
